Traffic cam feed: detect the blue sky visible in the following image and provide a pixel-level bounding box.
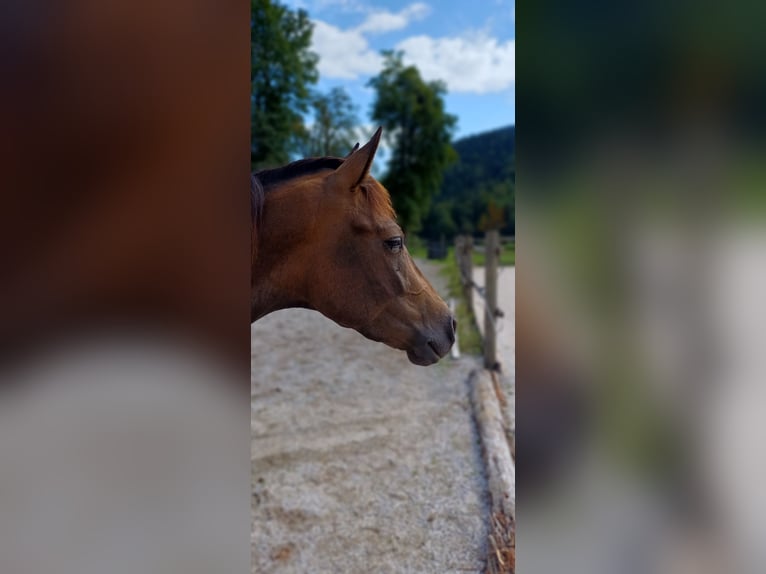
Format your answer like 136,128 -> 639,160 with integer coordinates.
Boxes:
283,0 -> 515,142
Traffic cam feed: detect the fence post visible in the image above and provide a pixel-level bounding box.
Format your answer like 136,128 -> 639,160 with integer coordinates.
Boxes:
464,236 -> 474,312
455,235 -> 473,317
484,230 -> 499,369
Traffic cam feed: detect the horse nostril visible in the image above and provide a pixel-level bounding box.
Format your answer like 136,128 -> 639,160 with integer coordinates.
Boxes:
451,317 -> 457,333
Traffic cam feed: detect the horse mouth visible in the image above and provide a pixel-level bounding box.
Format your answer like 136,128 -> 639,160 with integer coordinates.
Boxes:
406,340 -> 447,366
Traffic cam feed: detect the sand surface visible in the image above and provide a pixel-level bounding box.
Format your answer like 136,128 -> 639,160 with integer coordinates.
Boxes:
252,260 -> 491,573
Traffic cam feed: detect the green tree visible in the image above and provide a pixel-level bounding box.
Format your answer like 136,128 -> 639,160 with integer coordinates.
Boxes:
368,51 -> 457,233
251,0 -> 318,169
422,201 -> 457,239
301,87 -> 360,157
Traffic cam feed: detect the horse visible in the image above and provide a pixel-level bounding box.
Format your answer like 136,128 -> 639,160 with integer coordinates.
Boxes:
251,127 -> 455,366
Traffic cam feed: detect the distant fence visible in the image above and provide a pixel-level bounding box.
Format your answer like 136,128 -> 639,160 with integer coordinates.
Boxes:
455,231 -> 504,370
469,235 -> 515,253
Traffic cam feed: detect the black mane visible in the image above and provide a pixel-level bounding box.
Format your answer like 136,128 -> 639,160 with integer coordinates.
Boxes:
254,157 -> 344,191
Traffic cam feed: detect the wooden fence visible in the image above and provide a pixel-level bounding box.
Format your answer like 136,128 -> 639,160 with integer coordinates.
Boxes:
458,232 -> 515,572
455,230 -> 503,370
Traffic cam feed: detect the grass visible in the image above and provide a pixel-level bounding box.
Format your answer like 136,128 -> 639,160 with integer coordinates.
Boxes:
407,237 -> 515,267
439,247 -> 483,355
472,240 -> 515,267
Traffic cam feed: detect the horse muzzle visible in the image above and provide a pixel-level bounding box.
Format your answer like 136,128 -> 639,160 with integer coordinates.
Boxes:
406,314 -> 456,366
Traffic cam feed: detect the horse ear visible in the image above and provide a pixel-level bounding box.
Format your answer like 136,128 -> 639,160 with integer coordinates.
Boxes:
331,127 -> 382,190
345,142 -> 360,158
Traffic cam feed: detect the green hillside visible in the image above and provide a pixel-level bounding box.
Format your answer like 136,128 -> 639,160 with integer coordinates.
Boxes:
421,125 -> 515,239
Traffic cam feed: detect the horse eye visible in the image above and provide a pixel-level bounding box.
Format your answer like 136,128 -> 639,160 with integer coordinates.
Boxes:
384,237 -> 403,253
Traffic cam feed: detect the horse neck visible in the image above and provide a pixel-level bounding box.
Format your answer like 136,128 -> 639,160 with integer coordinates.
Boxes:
251,184 -> 319,320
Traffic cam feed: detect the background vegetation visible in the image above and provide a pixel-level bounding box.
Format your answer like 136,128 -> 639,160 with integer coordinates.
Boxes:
252,0 -> 514,244
423,126 -> 515,240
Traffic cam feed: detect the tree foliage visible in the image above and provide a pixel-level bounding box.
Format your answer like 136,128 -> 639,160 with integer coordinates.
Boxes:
422,126 -> 515,239
368,51 -> 457,233
251,0 -> 318,169
301,87 -> 360,158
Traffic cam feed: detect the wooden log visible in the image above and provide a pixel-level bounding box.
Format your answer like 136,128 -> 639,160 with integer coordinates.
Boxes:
470,369 -> 514,516
469,368 -> 515,573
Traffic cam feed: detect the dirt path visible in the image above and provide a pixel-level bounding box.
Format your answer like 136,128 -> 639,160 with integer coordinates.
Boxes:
252,261 -> 489,573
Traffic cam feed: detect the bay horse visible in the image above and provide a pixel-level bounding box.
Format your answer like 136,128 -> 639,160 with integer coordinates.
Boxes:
251,127 -> 455,366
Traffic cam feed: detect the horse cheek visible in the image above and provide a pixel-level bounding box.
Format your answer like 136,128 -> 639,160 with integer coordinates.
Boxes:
330,242 -> 367,310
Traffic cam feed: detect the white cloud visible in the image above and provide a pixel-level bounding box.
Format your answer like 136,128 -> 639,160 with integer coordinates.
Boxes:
356,3 -> 431,34
396,33 -> 515,94
311,20 -> 382,79
310,2 -> 430,78
309,3 -> 514,95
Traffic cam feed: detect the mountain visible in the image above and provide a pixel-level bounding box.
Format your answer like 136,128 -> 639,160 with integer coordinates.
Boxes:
422,125 -> 515,239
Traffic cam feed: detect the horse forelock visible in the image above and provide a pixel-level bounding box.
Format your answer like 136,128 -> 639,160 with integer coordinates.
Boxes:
362,180 -> 397,222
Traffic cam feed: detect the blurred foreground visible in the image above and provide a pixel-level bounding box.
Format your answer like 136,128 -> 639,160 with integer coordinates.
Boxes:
0,1 -> 250,572
518,2 -> 766,572
0,334 -> 249,574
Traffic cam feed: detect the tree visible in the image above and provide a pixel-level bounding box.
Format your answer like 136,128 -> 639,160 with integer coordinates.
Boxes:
301,87 -> 360,158
368,51 -> 457,233
251,0 -> 318,169
422,201 -> 457,239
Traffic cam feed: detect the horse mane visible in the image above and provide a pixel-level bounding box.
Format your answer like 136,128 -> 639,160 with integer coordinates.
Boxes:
255,157 -> 344,191
251,156 -> 396,261
251,157 -> 344,236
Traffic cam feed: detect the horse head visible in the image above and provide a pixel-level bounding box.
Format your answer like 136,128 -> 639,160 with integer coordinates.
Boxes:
252,128 -> 455,366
